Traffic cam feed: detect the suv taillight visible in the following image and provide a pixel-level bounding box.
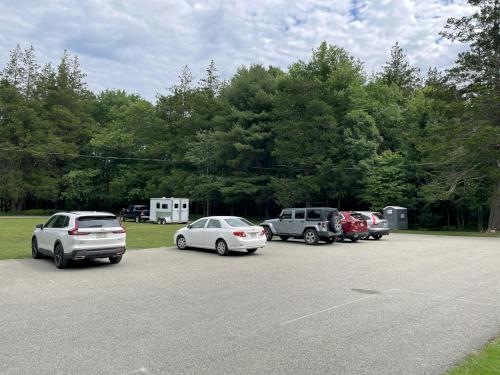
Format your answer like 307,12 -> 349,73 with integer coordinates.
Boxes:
371,214 -> 378,225
260,229 -> 266,236
319,222 -> 327,230
113,227 -> 126,234
68,223 -> 89,236
233,231 -> 247,237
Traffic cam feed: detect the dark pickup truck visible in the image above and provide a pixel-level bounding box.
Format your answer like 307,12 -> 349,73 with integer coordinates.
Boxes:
120,205 -> 150,222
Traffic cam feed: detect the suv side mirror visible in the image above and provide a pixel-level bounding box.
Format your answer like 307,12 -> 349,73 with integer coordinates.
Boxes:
187,224 -> 192,229
278,215 -> 283,220
36,224 -> 44,230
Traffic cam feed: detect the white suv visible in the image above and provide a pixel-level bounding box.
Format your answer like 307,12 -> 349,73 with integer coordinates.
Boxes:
31,212 -> 126,269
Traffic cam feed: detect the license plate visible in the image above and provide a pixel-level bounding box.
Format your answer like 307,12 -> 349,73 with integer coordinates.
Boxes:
97,233 -> 107,238
250,233 -> 257,237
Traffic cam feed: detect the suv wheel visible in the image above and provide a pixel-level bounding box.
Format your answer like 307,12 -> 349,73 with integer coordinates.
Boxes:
54,243 -> 69,269
216,239 -> 230,256
279,236 -> 289,241
303,229 -> 319,245
32,237 -> 42,259
372,234 -> 382,240
263,226 -> 273,241
109,255 -> 122,264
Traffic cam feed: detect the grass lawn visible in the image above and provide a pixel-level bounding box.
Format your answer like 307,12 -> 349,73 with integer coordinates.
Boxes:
447,337 -> 500,375
0,217 -> 183,260
395,229 -> 500,238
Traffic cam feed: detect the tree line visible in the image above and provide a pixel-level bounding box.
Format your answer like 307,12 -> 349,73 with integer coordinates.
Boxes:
0,0 -> 498,230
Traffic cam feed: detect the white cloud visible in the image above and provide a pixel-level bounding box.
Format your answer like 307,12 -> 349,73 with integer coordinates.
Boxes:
0,0 -> 473,101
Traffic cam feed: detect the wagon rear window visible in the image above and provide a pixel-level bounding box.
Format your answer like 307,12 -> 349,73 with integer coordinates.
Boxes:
77,216 -> 120,228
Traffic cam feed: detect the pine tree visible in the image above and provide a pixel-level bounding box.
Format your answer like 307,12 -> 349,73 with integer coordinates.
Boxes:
381,42 -> 420,93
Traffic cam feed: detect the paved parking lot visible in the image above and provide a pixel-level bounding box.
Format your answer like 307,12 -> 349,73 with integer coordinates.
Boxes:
0,233 -> 499,375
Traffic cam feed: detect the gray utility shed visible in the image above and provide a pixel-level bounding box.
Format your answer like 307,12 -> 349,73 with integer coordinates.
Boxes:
383,206 -> 408,230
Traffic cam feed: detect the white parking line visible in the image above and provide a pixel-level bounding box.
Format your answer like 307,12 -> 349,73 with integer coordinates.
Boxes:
280,287 -> 500,326
389,288 -> 500,308
280,294 -> 380,326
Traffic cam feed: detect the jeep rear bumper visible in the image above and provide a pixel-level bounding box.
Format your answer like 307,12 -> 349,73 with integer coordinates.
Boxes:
64,247 -> 126,260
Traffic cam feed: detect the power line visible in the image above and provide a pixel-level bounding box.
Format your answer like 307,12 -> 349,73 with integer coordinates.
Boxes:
0,146 -> 457,170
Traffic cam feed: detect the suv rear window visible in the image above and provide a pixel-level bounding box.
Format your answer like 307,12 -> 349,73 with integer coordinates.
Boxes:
77,216 -> 120,228
350,213 -> 365,221
306,209 -> 322,220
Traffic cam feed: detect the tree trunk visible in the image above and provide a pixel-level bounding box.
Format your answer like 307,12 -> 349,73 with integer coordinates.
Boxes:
487,178 -> 500,231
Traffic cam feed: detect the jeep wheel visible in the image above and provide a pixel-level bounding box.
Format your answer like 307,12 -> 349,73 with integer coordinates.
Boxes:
54,243 -> 69,269
31,237 -> 42,259
263,226 -> 273,241
109,255 -> 122,264
216,239 -> 230,256
279,236 -> 289,241
303,229 -> 319,245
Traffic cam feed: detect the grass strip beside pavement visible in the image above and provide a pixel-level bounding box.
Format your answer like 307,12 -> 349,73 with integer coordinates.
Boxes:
395,229 -> 500,238
0,217 -> 184,260
447,337 -> 500,375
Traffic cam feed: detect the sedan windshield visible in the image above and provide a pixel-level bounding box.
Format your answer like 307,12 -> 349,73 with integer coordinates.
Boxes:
224,218 -> 255,227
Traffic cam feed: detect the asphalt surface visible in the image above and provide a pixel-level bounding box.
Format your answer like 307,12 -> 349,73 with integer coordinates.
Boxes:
0,233 -> 499,375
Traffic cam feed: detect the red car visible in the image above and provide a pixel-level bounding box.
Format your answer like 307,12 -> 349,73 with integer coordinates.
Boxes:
339,211 -> 369,242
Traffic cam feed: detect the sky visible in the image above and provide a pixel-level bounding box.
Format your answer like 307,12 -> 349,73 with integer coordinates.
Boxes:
0,0 -> 473,102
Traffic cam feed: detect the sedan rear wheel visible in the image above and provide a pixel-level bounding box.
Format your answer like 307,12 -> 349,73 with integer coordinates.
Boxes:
216,239 -> 230,256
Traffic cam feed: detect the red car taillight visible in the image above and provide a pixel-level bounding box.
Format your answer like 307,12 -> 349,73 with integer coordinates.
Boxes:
233,231 -> 247,237
371,214 -> 378,225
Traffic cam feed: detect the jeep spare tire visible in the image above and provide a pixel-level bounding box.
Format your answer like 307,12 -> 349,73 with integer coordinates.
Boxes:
329,215 -> 341,232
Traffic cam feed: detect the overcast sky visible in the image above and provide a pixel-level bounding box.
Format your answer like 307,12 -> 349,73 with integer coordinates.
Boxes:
0,0 -> 473,102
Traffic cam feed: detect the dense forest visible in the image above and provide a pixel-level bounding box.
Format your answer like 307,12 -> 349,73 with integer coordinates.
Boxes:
0,0 -> 498,230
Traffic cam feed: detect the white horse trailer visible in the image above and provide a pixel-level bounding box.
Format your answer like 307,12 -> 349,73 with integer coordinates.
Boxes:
150,197 -> 189,224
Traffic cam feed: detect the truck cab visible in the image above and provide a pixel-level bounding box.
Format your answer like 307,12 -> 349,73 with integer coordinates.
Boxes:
120,205 -> 150,222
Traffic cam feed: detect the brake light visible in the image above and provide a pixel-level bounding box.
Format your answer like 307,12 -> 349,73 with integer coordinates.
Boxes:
68,222 -> 89,236
113,227 -> 126,234
233,231 -> 247,237
371,214 -> 378,225
260,229 -> 266,236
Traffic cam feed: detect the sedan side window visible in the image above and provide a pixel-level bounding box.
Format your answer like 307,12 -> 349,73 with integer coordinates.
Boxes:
207,219 -> 221,228
281,211 -> 292,219
191,219 -> 208,229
